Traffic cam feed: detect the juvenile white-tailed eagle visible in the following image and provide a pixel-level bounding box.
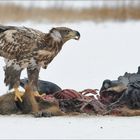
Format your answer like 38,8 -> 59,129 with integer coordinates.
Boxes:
0,25 -> 80,102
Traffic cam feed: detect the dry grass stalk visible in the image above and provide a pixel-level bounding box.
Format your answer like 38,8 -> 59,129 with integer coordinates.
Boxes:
0,4 -> 140,23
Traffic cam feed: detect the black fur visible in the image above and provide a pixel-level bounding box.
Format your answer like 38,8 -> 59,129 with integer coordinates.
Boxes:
100,66 -> 140,109
20,79 -> 62,94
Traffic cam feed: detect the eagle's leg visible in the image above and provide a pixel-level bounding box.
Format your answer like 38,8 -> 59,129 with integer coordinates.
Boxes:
27,66 -> 44,98
4,64 -> 23,102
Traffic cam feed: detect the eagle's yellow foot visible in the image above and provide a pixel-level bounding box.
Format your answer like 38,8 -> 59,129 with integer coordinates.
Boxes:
14,88 -> 24,102
34,91 -> 45,99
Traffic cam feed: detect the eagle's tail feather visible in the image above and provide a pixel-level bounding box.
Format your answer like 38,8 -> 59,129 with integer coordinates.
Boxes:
4,66 -> 22,90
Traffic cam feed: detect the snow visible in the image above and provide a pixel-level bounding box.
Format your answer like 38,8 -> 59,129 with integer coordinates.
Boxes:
0,115 -> 140,139
0,21 -> 140,139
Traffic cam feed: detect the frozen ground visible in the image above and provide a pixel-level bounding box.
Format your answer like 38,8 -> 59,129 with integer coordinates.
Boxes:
0,21 -> 140,139
0,115 -> 140,139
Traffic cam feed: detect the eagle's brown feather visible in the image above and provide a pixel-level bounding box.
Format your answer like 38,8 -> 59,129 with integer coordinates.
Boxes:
0,25 -> 80,91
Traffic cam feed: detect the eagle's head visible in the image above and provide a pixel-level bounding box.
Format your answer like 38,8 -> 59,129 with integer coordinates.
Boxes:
50,27 -> 80,43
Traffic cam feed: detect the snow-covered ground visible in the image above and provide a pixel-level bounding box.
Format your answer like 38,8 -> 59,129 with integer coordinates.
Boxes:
0,115 -> 140,139
0,21 -> 140,139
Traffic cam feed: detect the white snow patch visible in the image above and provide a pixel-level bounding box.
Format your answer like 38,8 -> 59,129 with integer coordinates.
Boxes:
0,115 -> 140,139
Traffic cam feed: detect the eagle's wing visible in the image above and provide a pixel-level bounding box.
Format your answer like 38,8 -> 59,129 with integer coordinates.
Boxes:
0,25 -> 45,89
0,25 -> 45,60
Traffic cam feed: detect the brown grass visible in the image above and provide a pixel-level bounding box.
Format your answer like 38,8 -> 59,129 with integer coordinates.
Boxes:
0,4 -> 140,23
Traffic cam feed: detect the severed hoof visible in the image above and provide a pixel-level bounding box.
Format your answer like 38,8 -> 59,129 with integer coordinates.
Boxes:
42,112 -> 52,117
33,111 -> 43,117
33,111 -> 53,117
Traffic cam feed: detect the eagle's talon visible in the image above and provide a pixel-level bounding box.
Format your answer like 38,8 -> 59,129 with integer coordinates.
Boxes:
14,88 -> 24,102
34,91 -> 45,99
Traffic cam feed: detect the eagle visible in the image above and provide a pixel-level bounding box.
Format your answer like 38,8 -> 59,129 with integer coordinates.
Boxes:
0,25 -> 80,102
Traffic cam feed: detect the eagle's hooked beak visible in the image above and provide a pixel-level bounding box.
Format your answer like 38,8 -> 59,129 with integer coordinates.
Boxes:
69,30 -> 80,40
74,31 -> 80,40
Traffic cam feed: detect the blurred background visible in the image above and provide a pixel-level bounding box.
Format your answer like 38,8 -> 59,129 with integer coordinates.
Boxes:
0,0 -> 140,23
